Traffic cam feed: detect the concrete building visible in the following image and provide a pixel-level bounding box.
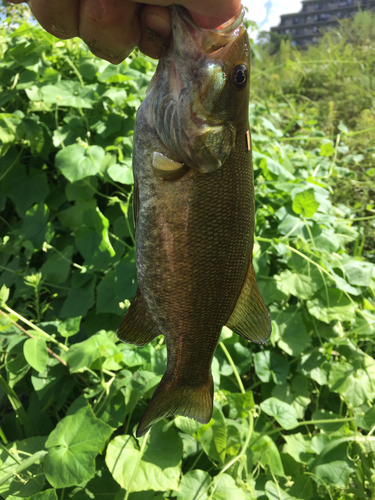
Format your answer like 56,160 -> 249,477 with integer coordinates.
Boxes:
271,0 -> 375,48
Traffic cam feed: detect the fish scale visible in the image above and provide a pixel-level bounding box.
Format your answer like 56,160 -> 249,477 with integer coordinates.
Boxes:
117,5 -> 271,437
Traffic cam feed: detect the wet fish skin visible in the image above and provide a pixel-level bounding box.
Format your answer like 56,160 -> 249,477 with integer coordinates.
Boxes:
118,5 -> 271,437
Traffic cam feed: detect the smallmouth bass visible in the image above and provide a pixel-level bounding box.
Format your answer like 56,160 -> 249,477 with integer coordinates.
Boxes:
118,5 -> 271,437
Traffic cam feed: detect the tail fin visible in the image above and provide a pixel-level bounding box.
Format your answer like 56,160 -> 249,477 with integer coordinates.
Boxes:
136,373 -> 214,437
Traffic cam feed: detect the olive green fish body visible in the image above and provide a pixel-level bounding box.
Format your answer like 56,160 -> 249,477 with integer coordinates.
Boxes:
118,5 -> 271,437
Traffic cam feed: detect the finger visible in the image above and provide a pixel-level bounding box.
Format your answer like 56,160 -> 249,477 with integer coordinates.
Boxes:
139,5 -> 171,59
181,0 -> 242,28
78,0 -> 141,64
28,0 -> 79,39
132,0 -> 241,29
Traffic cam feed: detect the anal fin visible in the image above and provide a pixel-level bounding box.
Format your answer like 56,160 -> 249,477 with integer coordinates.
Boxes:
117,288 -> 160,346
226,262 -> 271,344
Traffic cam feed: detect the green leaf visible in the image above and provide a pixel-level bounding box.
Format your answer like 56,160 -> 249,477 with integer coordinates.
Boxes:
69,465 -> 121,500
278,269 -> 321,300
0,284 -> 10,306
254,350 -> 289,385
283,433 -> 315,464
276,308 -> 311,357
29,490 -> 58,500
328,361 -> 373,407
0,436 -> 47,498
96,270 -> 124,315
57,316 -> 82,338
115,251 -> 138,301
124,370 -> 161,417
56,144 -> 105,183
2,164 -> 49,216
60,279 -> 96,319
105,423 -> 182,492
210,474 -> 248,500
75,206 -> 115,269
260,398 -> 299,430
194,405 -> 227,464
23,338 -> 48,373
313,460 -> 353,488
307,289 -> 356,324
298,350 -> 330,385
343,259 -> 374,287
65,331 -> 121,373
96,389 -> 127,429
265,481 -> 298,500
251,435 -> 284,476
176,470 -> 210,500
20,203 -> 54,249
253,151 -> 295,180
44,406 -> 113,488
272,375 -> 310,420
174,416 -> 202,435
40,245 -> 73,285
354,406 -> 375,431
39,81 -> 95,108
107,160 -> 134,184
311,409 -> 348,432
320,141 -> 335,156
292,189 -> 320,217
223,391 -> 254,419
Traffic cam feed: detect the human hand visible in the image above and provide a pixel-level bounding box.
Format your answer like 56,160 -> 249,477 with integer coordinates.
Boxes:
7,0 -> 241,62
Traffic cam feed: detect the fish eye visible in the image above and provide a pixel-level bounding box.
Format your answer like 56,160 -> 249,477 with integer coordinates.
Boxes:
232,65 -> 248,89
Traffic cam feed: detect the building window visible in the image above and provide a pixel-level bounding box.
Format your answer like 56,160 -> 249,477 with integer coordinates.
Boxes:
318,13 -> 330,21
314,3 -> 323,10
338,0 -> 353,5
293,17 -> 300,24
313,25 -> 319,32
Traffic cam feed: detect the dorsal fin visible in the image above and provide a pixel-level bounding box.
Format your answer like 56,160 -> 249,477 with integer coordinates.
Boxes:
226,262 -> 271,344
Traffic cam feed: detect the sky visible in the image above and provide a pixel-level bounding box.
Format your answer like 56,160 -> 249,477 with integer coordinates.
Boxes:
242,0 -> 303,32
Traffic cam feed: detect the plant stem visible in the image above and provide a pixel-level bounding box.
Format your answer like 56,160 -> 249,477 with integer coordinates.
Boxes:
124,431 -> 150,500
0,310 -> 68,366
2,305 -> 69,352
0,450 -> 48,486
219,342 -> 245,394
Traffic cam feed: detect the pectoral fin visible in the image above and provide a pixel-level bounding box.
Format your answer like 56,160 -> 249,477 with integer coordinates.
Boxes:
226,263 -> 271,344
152,152 -> 189,181
117,288 -> 160,346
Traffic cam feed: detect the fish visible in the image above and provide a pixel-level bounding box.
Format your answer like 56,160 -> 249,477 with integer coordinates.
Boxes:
117,4 -> 271,438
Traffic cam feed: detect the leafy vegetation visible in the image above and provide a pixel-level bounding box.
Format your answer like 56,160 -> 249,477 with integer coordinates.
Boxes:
0,8 -> 375,500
